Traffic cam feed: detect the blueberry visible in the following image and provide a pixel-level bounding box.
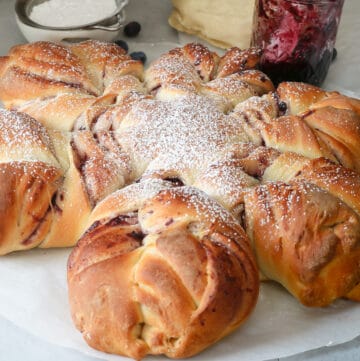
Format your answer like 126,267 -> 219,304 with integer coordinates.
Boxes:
124,21 -> 141,37
278,101 -> 287,114
114,39 -> 129,52
130,51 -> 147,64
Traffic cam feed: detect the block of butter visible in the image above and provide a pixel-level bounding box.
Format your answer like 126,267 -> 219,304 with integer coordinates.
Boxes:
169,0 -> 255,49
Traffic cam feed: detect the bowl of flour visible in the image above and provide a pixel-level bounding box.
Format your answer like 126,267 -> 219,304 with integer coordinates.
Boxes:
15,0 -> 129,42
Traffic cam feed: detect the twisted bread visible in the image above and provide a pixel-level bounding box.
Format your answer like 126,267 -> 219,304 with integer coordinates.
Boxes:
0,40 -> 143,130
68,180 -> 259,359
276,82 -> 360,171
0,109 -> 62,254
0,41 -> 273,130
1,40 -> 360,359
69,80 -> 360,309
1,41 -> 360,174
228,86 -> 360,172
0,108 -> 132,254
245,152 -> 360,306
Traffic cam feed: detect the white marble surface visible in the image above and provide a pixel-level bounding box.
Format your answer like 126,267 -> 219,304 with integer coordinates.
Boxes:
0,0 -> 360,360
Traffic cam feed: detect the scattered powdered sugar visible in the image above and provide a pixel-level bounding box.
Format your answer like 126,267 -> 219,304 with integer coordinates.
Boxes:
145,52 -> 201,93
249,181 -> 313,228
302,163 -> 360,207
205,75 -> 254,97
168,185 -> 240,229
117,94 -> 233,175
2,40 -> 360,257
217,47 -> 261,77
195,159 -> 260,208
93,178 -> 173,216
247,180 -> 360,273
279,82 -> 322,99
124,178 -> 173,201
114,93 -> 271,212
0,109 -> 56,163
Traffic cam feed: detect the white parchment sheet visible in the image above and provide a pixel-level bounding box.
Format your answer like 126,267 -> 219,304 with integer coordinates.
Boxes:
0,248 -> 360,361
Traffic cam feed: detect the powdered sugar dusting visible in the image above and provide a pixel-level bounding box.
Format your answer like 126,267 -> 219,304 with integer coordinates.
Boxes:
1,40 -> 360,266
93,178 -> 173,216
145,51 -> 201,93
0,109 -> 58,164
169,185 -> 241,230
117,94 -> 233,176
195,159 -> 260,208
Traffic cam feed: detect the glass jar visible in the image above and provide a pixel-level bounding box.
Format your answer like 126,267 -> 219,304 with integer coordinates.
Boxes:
251,0 -> 345,86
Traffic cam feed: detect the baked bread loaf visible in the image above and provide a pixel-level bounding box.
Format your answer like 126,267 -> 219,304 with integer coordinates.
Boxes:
1,39 -> 360,359
1,41 -> 359,174
68,180 -> 259,359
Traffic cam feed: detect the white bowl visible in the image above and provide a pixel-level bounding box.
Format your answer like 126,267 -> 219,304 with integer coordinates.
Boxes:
15,0 -> 129,43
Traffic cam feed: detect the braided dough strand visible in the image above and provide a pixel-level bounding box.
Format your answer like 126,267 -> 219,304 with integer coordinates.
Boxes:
68,181 -> 259,359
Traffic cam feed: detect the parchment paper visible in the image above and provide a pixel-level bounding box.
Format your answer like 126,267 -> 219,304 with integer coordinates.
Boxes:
1,248 -> 360,361
0,0 -> 360,359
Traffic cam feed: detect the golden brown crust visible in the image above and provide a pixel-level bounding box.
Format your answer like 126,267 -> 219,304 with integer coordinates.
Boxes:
302,106 -> 360,171
0,41 -> 100,107
216,47 -> 262,78
261,115 -> 338,162
244,180 -> 360,307
16,94 -> 100,131
70,40 -> 144,87
181,42 -> 220,82
2,42 -> 359,178
262,153 -> 360,216
0,110 -> 64,253
201,71 -> 274,109
144,45 -> 206,97
346,284 -> 360,301
311,93 -> 360,115
0,161 -> 61,255
276,81 -> 331,115
0,40 -> 143,128
144,44 -> 269,108
0,109 -> 133,252
68,182 -> 259,359
228,82 -> 360,173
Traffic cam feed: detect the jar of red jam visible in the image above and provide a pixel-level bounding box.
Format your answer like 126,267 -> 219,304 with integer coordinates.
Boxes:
251,0 -> 344,86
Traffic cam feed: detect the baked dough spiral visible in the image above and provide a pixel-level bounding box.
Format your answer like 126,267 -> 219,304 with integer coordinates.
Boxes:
68,180 -> 259,359
0,108 -> 131,254
1,39 -> 360,359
